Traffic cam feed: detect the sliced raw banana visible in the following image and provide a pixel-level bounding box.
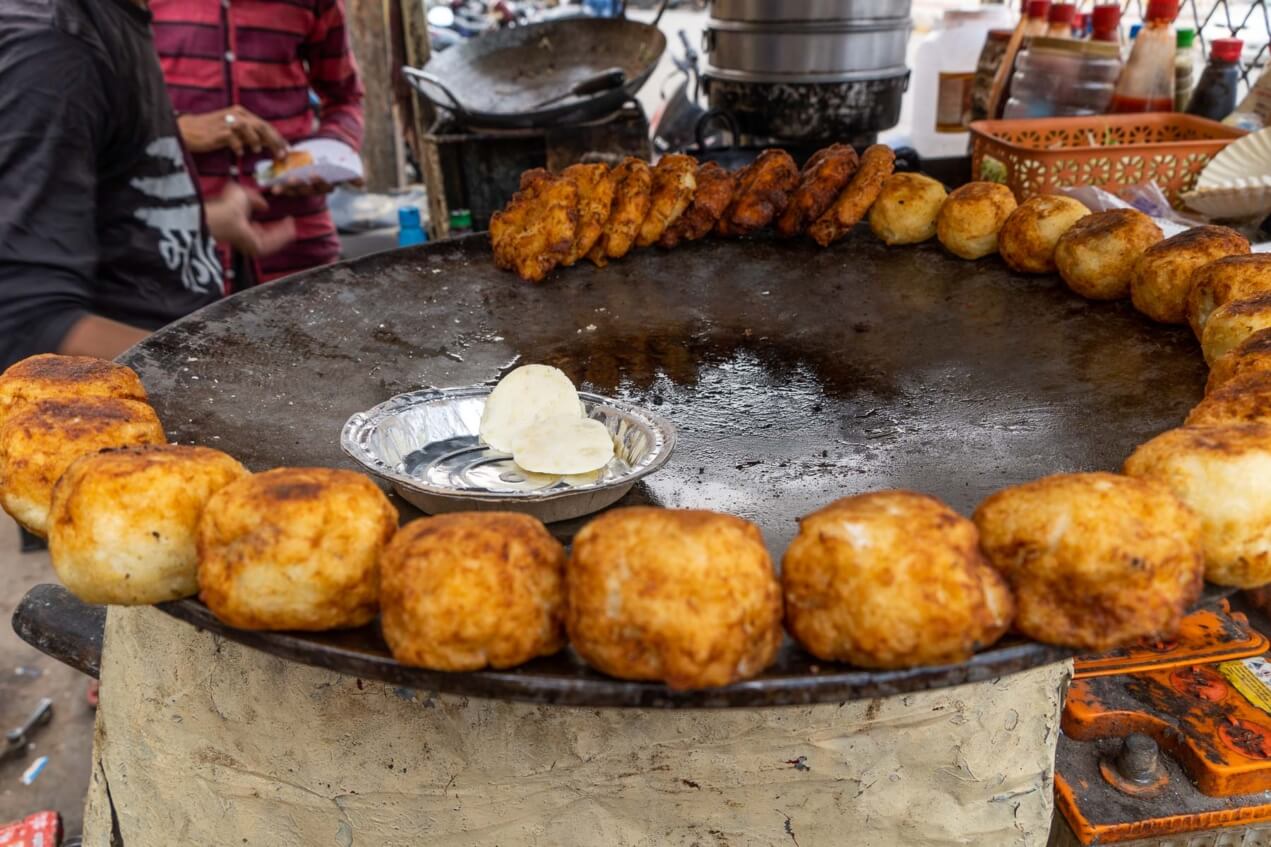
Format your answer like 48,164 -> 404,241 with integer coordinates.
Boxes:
512,415 -> 615,475
479,364 -> 582,453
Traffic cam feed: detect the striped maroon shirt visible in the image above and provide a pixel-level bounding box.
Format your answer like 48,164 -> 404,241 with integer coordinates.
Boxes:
150,0 -> 364,286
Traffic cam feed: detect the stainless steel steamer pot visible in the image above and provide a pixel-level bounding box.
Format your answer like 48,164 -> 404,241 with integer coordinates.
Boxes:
709,0 -> 913,23
703,18 -> 911,77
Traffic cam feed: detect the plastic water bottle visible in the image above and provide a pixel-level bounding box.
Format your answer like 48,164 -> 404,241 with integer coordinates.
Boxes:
398,206 -> 427,247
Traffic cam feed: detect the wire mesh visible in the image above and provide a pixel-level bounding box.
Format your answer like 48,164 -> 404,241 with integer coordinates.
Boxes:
1107,0 -> 1271,89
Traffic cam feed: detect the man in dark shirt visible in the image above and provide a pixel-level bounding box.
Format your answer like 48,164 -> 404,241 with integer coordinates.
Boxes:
0,0 -> 296,369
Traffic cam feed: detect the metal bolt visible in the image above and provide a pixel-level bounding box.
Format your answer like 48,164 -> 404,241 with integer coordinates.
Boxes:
1115,733 -> 1160,784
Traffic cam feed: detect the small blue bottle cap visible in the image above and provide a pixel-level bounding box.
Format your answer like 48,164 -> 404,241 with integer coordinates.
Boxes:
398,206 -> 421,227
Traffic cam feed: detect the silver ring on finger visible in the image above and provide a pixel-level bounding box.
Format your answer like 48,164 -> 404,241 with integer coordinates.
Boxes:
225,113 -> 238,126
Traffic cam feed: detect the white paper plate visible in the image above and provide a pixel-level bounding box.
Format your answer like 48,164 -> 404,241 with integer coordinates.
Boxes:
1182,180 -> 1271,220
255,138 -> 363,187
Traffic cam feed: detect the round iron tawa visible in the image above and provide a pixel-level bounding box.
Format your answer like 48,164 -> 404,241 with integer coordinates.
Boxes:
124,232 -> 1209,707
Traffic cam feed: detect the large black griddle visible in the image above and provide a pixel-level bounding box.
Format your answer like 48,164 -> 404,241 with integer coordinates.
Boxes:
123,232 -> 1209,708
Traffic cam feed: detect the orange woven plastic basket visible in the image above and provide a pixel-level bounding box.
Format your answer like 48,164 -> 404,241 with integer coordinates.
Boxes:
968,113 -> 1245,205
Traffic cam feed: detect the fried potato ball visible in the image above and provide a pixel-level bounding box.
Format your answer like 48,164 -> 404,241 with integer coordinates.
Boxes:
379,512 -> 566,671
783,491 -> 1013,669
1186,254 -> 1271,338
1131,225 -> 1250,325
717,149 -> 799,238
560,163 -> 615,267
1054,209 -> 1164,301
974,473 -> 1203,650
567,507 -> 783,689
0,398 -> 165,536
1187,372 -> 1271,426
808,144 -> 896,247
1208,328 -> 1271,393
48,445 -> 247,605
1125,424 -> 1271,588
659,161 -> 736,248
0,354 -> 147,432
776,143 -> 859,238
867,172 -> 948,246
197,467 -> 398,630
589,157 -> 653,266
1202,292 -> 1271,365
936,182 -> 1018,260
997,195 -> 1090,274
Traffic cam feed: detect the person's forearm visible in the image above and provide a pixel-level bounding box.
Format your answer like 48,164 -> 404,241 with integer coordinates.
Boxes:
58,314 -> 149,359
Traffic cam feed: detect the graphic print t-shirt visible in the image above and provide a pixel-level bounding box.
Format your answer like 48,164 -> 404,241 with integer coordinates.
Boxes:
0,0 -> 223,367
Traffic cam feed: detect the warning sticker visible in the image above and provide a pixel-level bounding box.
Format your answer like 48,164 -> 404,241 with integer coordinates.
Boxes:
1220,657 -> 1271,717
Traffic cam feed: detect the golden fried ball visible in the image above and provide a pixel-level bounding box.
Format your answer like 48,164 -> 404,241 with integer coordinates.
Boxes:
197,467 -> 398,630
1202,292 -> 1271,365
566,507 -> 782,689
936,182 -> 1018,260
868,173 -> 948,246
1132,225 -> 1250,325
0,398 -> 165,536
783,491 -> 1013,669
1187,254 -> 1271,338
1187,371 -> 1271,426
1054,209 -> 1164,301
0,354 -> 147,432
997,194 -> 1090,274
974,473 -> 1203,650
1125,424 -> 1271,588
48,445 -> 247,605
1209,328 -> 1271,393
380,512 -> 566,671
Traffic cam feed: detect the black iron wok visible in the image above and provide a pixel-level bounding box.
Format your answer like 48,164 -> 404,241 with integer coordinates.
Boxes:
405,4 -> 668,130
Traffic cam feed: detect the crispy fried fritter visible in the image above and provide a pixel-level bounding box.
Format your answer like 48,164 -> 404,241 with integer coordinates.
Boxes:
1132,225 -> 1251,325
567,507 -> 783,689
716,149 -> 799,238
1187,371 -> 1271,426
49,445 -> 248,605
0,354 -> 148,432
1203,292 -> 1271,365
808,144 -> 896,247
936,181 -> 1017,260
560,163 -> 615,267
659,162 -> 736,248
197,467 -> 398,630
489,171 -> 579,283
974,473 -> 1203,650
1125,424 -> 1271,588
1187,254 -> 1271,338
775,144 -> 859,238
1209,328 -> 1271,393
868,172 -> 948,246
0,397 -> 166,536
380,512 -> 566,671
998,195 -> 1090,274
1054,209 -> 1164,301
783,491 -> 1013,668
636,154 -> 697,248
588,157 -> 653,266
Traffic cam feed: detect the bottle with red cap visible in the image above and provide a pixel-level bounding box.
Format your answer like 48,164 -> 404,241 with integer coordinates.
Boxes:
1023,0 -> 1051,36
1091,4 -> 1122,44
1108,0 -> 1179,112
1046,3 -> 1076,38
1186,38 -> 1245,120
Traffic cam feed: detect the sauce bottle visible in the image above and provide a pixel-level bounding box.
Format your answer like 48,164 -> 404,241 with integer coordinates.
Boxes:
1047,3 -> 1076,38
1024,0 -> 1051,36
1174,28 -> 1200,111
1091,4 -> 1122,44
1108,0 -> 1178,113
1187,38 -> 1245,121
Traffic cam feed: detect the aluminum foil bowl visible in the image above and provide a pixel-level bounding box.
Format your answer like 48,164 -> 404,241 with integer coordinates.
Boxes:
341,386 -> 676,523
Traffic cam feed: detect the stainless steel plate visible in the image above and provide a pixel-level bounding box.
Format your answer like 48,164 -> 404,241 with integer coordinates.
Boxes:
341,386 -> 676,523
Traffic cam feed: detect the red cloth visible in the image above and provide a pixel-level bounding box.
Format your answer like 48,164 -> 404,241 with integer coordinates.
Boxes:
150,0 -> 364,286
0,811 -> 61,846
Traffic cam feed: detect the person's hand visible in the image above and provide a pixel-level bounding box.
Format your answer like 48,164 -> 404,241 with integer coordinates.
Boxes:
270,175 -> 336,197
178,107 -> 288,157
205,183 -> 296,257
